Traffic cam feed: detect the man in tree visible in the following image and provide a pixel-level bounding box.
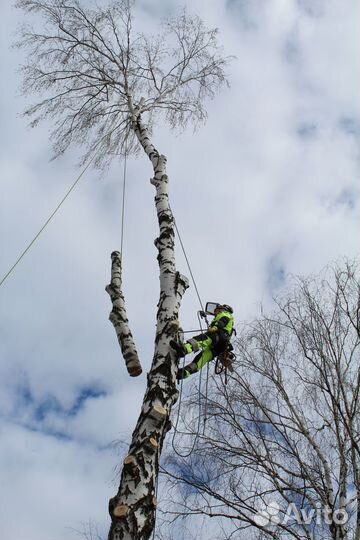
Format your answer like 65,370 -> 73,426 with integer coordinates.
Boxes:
171,303 -> 234,379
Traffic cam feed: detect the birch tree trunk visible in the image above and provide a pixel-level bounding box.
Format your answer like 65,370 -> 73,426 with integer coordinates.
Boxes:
107,111 -> 189,540
15,4 -> 230,538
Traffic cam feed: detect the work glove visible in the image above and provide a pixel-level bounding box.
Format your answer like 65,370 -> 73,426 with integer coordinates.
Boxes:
207,326 -> 218,334
170,340 -> 187,357
177,368 -> 190,381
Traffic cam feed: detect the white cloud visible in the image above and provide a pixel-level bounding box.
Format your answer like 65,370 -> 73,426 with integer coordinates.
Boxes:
0,420 -> 112,540
1,0 -> 359,538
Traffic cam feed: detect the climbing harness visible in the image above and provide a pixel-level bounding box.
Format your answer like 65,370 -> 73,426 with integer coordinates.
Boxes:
215,348 -> 236,385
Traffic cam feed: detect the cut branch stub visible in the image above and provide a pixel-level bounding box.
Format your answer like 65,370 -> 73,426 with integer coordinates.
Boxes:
106,251 -> 142,377
123,455 -> 137,468
149,404 -> 167,423
146,437 -> 159,450
166,319 -> 180,335
113,505 -> 130,519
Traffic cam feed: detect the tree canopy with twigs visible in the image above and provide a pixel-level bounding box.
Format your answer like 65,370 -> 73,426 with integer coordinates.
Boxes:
17,0 -> 229,166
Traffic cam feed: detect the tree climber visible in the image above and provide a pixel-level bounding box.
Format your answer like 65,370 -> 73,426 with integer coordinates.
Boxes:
170,304 -> 234,380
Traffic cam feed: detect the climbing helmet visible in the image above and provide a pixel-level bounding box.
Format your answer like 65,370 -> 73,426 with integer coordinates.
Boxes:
217,304 -> 233,314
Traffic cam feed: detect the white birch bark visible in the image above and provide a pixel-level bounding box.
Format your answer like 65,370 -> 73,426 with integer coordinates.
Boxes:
106,251 -> 142,377
108,110 -> 189,540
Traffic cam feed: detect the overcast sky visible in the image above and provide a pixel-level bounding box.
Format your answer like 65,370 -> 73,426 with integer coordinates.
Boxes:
0,0 -> 359,539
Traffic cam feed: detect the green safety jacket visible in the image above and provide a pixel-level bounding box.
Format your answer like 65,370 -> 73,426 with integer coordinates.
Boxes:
209,310 -> 234,336
178,310 -> 235,379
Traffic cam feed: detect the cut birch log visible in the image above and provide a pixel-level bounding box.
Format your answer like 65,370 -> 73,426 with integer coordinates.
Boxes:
106,251 -> 142,377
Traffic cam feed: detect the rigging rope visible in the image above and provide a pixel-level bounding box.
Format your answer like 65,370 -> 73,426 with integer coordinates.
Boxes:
0,160 -> 93,289
171,311 -> 209,458
168,203 -> 213,458
120,128 -> 130,257
169,202 -> 205,315
203,359 -> 210,435
0,124 -> 123,289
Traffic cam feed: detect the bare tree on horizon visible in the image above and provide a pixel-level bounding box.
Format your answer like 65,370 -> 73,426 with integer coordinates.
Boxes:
161,260 -> 360,540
